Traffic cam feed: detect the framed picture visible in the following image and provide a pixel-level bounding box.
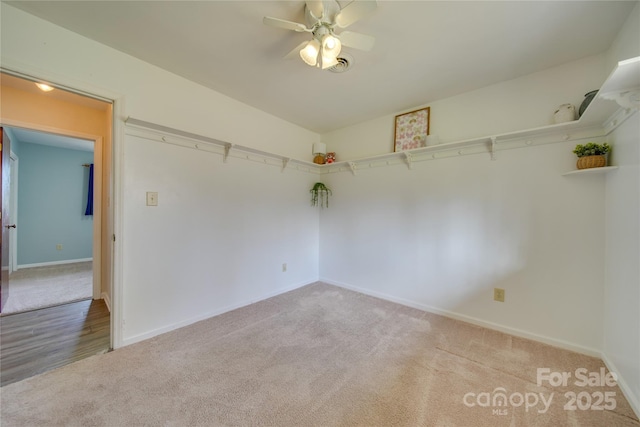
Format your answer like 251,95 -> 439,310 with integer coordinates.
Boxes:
394,107 -> 430,152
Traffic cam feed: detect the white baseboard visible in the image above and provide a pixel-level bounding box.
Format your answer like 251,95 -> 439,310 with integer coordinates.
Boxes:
601,352 -> 640,420
121,278 -> 317,347
18,258 -> 93,269
101,291 -> 111,313
321,277 -> 601,358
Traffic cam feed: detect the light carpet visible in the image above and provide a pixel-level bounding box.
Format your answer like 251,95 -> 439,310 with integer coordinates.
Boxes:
1,262 -> 92,315
1,282 -> 638,426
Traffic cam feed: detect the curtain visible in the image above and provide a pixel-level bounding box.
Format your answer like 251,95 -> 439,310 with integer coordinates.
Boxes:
85,163 -> 93,216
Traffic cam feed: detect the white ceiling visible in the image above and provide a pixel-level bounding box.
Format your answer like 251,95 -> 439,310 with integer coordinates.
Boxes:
7,1 -> 636,134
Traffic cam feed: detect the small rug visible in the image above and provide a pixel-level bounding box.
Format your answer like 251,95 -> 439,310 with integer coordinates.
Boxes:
1,262 -> 92,315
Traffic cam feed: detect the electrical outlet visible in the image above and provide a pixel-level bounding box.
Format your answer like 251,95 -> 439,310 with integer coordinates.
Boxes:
56,244 -> 63,251
494,288 -> 505,302
282,263 -> 287,272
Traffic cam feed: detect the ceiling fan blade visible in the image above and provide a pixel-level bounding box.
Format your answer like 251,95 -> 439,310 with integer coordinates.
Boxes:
263,16 -> 309,32
339,31 -> 375,51
284,41 -> 309,59
305,0 -> 324,19
335,0 -> 377,28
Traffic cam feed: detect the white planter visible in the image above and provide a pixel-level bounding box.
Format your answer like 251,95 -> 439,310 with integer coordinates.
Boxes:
553,104 -> 576,123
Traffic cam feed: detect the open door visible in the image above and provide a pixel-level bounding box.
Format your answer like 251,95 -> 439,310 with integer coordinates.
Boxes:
1,127 -> 12,312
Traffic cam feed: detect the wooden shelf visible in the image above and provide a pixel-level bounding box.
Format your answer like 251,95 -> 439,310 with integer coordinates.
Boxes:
562,166 -> 619,176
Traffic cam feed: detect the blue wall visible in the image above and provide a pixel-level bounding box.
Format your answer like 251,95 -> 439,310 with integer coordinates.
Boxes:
17,142 -> 94,266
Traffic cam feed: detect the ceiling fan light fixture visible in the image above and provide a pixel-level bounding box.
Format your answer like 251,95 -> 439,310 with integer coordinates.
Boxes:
300,39 -> 320,66
263,0 -> 377,70
321,52 -> 339,70
322,34 -> 341,58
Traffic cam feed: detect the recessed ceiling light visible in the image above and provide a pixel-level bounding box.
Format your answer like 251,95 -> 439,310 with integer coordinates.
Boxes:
35,83 -> 54,92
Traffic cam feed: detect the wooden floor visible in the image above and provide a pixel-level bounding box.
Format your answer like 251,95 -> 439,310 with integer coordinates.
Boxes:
0,299 -> 110,387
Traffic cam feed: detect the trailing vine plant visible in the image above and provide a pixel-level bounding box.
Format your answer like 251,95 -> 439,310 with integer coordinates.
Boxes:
310,182 -> 332,208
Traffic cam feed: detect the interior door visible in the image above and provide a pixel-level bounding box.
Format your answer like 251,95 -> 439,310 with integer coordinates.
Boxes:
1,127 -> 11,312
9,154 -> 17,273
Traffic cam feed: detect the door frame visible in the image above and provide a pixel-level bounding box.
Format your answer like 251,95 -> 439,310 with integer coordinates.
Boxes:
0,120 -> 103,299
9,150 -> 18,273
0,66 -> 123,349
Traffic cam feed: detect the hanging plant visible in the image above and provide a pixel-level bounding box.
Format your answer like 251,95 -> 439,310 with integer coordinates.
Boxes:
310,182 -> 332,208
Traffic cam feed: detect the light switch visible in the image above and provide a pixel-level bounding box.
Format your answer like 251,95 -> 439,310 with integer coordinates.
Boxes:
146,192 -> 158,206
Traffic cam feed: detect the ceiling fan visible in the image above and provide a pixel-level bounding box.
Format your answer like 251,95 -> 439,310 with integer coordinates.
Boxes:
263,0 -> 377,70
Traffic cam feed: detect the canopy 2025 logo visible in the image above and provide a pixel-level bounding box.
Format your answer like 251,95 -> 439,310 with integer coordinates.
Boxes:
462,367 -> 618,416
537,367 -> 617,411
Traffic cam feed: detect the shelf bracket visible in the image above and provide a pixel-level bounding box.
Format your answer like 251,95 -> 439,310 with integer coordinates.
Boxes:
281,157 -> 290,173
490,137 -> 497,161
223,143 -> 233,163
348,161 -> 358,176
403,152 -> 413,170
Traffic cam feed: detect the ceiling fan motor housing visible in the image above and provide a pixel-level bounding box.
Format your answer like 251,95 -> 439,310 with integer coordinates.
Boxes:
305,0 -> 341,27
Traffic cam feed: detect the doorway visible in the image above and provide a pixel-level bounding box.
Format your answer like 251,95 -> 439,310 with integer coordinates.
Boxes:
0,71 -> 113,384
1,126 -> 96,314
0,72 -> 112,311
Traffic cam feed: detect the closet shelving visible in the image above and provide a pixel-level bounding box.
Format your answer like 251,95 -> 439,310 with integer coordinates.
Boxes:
562,166 -> 619,176
322,56 -> 639,176
125,57 -> 639,177
124,118 -> 320,174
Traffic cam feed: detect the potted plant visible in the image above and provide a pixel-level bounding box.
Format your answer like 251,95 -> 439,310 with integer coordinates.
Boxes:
573,142 -> 611,170
310,182 -> 331,208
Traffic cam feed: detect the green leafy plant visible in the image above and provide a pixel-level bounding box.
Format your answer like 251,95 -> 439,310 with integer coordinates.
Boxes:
573,142 -> 611,157
310,182 -> 331,208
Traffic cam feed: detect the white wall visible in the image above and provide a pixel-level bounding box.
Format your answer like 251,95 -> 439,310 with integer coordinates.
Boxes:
122,134 -> 319,343
606,2 -> 640,72
602,1 -> 640,416
320,6 -> 640,411
603,113 -> 640,416
322,54 -> 607,160
320,140 -> 606,354
1,4 -> 321,346
317,43 -> 614,355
